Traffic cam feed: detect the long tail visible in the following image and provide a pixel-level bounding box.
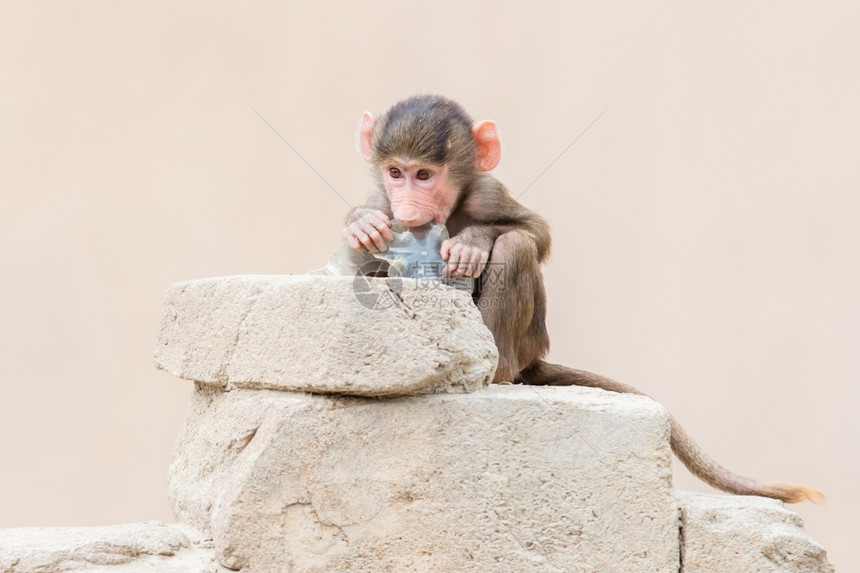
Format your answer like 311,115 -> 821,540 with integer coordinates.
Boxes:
516,360 -> 824,504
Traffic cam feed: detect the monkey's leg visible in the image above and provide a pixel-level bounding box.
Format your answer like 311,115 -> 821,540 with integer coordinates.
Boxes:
478,230 -> 549,383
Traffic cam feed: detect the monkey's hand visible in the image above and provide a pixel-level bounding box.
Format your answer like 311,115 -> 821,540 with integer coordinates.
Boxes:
343,209 -> 393,253
441,229 -> 493,278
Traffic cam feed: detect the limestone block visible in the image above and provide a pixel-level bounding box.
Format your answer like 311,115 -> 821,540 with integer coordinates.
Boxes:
153,275 -> 498,396
0,521 -> 218,572
678,492 -> 834,573
168,384 -> 279,533
169,384 -> 679,572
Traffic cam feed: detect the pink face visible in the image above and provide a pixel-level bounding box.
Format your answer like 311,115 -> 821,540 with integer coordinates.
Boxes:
381,160 -> 460,227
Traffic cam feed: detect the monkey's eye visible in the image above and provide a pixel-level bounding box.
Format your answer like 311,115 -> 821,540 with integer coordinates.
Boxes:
388,167 -> 402,179
416,169 -> 432,181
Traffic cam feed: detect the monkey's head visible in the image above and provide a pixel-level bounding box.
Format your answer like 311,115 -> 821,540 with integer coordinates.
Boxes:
359,95 -> 501,227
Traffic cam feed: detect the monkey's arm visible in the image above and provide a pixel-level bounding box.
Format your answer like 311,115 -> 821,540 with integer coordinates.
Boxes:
441,178 -> 551,278
343,187 -> 394,253
345,186 -> 393,222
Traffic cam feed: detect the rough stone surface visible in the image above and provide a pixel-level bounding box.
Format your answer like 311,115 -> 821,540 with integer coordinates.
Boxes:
678,492 -> 834,573
168,384 -> 279,534
169,383 -> 679,572
153,275 -> 498,396
1,272 -> 836,572
0,522 -> 220,572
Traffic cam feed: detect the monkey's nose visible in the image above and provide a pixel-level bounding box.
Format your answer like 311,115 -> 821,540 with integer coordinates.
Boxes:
394,205 -> 432,228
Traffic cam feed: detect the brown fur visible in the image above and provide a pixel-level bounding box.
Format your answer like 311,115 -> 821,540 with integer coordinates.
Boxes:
518,362 -> 824,503
370,95 -> 477,186
350,95 -> 823,504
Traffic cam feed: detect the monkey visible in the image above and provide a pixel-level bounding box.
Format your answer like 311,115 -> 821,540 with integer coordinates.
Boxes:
343,94 -> 823,504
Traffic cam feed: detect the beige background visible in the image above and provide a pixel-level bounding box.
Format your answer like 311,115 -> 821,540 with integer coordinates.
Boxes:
1,1 -> 856,570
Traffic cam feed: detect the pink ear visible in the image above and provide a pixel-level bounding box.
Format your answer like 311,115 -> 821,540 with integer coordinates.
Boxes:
472,120 -> 501,171
359,111 -> 377,162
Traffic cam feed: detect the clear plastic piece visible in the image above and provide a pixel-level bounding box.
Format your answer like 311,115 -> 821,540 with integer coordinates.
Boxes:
310,221 -> 474,293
